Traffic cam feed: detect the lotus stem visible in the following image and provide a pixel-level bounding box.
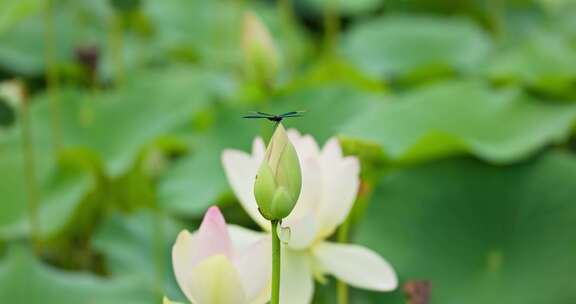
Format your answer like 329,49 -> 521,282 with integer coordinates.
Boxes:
278,0 -> 294,73
19,89 -> 41,253
153,207 -> 165,301
43,0 -> 62,152
336,217 -> 351,304
271,220 -> 281,304
323,0 -> 340,54
110,13 -> 125,86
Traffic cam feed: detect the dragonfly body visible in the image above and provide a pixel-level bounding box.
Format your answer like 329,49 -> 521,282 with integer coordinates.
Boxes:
243,111 -> 305,124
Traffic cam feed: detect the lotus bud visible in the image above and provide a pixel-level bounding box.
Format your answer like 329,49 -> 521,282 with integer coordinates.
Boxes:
241,11 -> 280,87
254,123 -> 302,220
0,80 -> 26,127
0,79 -> 26,108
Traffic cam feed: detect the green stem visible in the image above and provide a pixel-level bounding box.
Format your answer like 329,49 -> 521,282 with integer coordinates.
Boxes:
336,217 -> 351,304
20,94 -> 41,253
43,0 -> 62,152
110,14 -> 125,86
149,160 -> 165,303
488,0 -> 505,41
323,0 -> 340,55
271,220 -> 281,304
152,207 -> 165,301
278,0 -> 294,74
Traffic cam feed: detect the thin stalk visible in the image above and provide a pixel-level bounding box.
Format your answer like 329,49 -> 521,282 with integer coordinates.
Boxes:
43,0 -> 62,152
278,0 -> 295,74
110,14 -> 125,86
336,217 -> 351,304
152,207 -> 165,301
271,220 -> 281,304
323,0 -> 340,55
488,0 -> 505,41
139,149 -> 164,301
213,0 -> 223,57
20,93 -> 41,253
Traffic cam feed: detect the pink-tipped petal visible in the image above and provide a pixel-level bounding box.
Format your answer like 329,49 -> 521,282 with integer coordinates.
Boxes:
192,206 -> 233,263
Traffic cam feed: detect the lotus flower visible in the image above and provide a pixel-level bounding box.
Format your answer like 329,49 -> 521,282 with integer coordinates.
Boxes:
170,206 -> 271,304
222,130 -> 398,303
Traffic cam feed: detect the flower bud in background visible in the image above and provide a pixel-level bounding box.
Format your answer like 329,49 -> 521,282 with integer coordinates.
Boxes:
0,80 -> 25,128
254,123 -> 302,220
241,11 -> 280,88
75,44 -> 101,86
0,79 -> 26,108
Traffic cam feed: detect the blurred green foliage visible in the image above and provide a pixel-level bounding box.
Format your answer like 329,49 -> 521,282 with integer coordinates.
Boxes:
1,0 -> 576,303
356,152 -> 576,303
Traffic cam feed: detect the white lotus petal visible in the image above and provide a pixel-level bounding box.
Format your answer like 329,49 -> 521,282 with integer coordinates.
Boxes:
222,149 -> 269,230
287,130 -> 320,160
317,157 -> 360,238
313,242 -> 398,291
171,231 -> 197,303
321,137 -> 343,165
249,284 -> 272,304
233,238 -> 271,302
280,249 -> 314,304
228,224 -> 268,252
281,213 -> 318,250
252,137 -> 266,161
287,156 -> 323,220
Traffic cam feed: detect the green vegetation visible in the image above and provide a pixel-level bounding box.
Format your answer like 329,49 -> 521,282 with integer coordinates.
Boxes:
1,0 -> 576,303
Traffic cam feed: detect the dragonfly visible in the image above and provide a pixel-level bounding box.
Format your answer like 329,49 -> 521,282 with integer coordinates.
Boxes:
243,111 -> 305,125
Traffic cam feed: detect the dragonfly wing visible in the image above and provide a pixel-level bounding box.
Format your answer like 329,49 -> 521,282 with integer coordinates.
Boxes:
280,111 -> 297,116
243,115 -> 268,119
281,110 -> 306,117
256,111 -> 275,117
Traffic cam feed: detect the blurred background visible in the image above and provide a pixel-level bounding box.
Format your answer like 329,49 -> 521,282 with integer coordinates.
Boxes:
1,0 -> 576,303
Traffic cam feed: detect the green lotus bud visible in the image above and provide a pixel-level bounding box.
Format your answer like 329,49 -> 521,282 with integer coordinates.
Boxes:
254,123 -> 302,220
241,11 -> 280,87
